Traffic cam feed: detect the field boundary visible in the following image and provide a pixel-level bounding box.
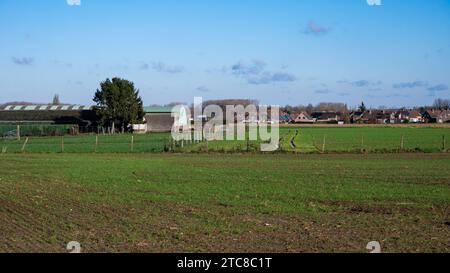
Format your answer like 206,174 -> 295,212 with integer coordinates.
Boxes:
1,126 -> 449,155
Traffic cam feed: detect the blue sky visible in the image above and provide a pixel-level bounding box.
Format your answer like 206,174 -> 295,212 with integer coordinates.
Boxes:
0,0 -> 449,108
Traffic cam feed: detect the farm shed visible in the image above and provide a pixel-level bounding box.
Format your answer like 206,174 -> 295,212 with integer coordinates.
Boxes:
143,106 -> 175,132
0,104 -> 97,126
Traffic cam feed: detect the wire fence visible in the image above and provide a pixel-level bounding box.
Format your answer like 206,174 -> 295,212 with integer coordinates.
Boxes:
0,124 -> 77,138
0,124 -> 137,138
0,134 -> 172,153
280,128 -> 449,153
0,127 -> 449,154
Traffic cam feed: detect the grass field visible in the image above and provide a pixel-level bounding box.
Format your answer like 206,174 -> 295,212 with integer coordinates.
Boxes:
0,153 -> 449,252
0,133 -> 171,153
1,126 -> 450,154
183,126 -> 450,153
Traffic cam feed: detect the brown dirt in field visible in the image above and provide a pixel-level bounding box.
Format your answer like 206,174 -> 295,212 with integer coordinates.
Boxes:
1,152 -> 449,253
1,194 -> 449,253
148,200 -> 450,253
311,200 -> 419,215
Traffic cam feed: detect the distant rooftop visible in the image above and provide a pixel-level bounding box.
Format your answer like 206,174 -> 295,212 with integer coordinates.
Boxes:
143,106 -> 173,113
0,105 -> 93,111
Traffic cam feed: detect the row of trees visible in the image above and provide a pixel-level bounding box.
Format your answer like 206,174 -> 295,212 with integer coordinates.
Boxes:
433,98 -> 450,110
280,98 -> 450,116
282,102 -> 350,115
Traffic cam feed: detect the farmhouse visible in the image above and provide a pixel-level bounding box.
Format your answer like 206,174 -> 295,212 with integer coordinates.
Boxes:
143,106 -> 175,132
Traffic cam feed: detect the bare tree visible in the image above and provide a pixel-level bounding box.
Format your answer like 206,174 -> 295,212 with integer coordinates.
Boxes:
315,102 -> 348,113
203,99 -> 259,112
433,98 -> 450,110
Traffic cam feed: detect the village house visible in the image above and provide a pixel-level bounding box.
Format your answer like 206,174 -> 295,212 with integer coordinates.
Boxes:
350,110 -> 383,124
349,111 -> 365,124
437,110 -> 450,123
388,109 -> 423,123
279,112 -> 291,124
370,110 -> 392,124
350,109 -> 425,124
294,112 -> 315,123
423,109 -> 450,123
405,110 -> 423,123
310,112 -> 343,123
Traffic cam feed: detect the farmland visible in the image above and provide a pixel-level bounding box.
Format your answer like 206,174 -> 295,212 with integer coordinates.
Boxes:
0,133 -> 171,153
1,126 -> 449,154
184,126 -> 450,153
0,153 -> 449,253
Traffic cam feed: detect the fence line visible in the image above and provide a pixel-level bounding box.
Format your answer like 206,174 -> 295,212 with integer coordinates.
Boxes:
0,131 -> 449,154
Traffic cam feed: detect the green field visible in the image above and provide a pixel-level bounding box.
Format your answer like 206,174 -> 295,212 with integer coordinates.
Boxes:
0,123 -> 74,137
186,126 -> 450,153
1,126 -> 450,154
0,153 -> 449,252
0,133 -> 171,153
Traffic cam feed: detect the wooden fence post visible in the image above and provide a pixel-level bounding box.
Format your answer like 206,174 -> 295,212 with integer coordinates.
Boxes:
400,135 -> 404,151
322,135 -> 326,153
443,135 -> 446,152
361,135 -> 364,153
95,135 -> 98,152
21,137 -> 29,152
17,125 -> 20,141
131,135 -> 134,152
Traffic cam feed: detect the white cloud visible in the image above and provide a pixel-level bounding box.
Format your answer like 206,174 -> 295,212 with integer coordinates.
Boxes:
67,0 -> 81,6
367,0 -> 381,6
